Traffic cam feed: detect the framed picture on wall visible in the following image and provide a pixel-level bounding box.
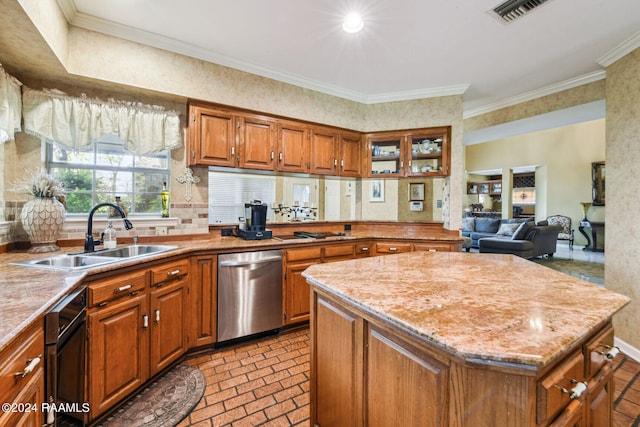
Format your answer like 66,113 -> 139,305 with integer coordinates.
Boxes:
409,182 -> 425,201
370,179 -> 385,202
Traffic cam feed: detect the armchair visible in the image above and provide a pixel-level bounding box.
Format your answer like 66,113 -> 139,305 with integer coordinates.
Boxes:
546,215 -> 574,250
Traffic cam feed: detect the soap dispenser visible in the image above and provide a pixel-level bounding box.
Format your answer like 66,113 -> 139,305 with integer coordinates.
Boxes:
103,220 -> 117,249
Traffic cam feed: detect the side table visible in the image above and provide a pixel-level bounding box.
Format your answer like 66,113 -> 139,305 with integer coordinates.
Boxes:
579,220 -> 605,252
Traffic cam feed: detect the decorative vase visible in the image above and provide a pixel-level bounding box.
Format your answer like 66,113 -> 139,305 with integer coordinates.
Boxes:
20,197 -> 66,253
580,202 -> 592,221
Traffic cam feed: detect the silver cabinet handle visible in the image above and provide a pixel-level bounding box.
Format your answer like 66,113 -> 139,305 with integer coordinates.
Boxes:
279,152 -> 283,161
166,269 -> 182,277
114,284 -> 132,293
271,151 -> 275,160
154,309 -> 160,323
14,354 -> 41,378
142,314 -> 149,329
219,256 -> 282,267
361,247 -> 369,252
389,247 -> 398,251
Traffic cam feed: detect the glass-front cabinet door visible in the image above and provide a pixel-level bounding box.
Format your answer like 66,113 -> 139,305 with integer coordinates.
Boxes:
365,126 -> 450,178
368,136 -> 403,177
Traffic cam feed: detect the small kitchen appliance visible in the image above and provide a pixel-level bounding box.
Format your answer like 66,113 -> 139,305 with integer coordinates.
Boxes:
237,200 -> 272,240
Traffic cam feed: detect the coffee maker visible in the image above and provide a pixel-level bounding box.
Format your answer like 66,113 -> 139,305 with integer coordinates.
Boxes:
237,200 -> 272,240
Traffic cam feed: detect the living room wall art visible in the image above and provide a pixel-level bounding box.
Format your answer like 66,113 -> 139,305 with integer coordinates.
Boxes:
592,161 -> 605,206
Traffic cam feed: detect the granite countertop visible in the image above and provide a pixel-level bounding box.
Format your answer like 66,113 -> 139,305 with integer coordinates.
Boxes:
303,251 -> 631,367
0,231 -> 462,352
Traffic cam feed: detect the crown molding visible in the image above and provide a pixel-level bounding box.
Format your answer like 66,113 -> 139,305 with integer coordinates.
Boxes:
55,0 -> 78,22
65,10 -> 467,105
463,70 -> 606,119
597,31 -> 640,67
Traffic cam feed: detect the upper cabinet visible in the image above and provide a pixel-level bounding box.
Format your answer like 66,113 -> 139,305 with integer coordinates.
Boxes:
187,102 -> 277,170
187,100 -> 449,180
365,126 -> 451,178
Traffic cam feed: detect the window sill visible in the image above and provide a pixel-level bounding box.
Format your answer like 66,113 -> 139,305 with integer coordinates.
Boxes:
63,216 -> 179,230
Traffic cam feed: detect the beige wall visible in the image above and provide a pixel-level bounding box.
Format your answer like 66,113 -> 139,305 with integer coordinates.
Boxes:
465,119 -> 606,246
605,47 -> 640,351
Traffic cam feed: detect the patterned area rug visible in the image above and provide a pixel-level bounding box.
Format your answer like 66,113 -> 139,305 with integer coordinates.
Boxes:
97,364 -> 205,427
531,258 -> 604,286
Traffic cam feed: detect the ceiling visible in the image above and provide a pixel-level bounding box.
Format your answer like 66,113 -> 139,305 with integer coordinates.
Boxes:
56,0 -> 640,116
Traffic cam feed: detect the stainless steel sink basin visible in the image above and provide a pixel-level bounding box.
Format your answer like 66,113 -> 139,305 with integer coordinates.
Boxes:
11,245 -> 180,271
12,254 -> 121,271
88,244 -> 179,258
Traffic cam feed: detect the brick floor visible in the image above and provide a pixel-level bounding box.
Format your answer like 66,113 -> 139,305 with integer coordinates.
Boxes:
178,328 -> 640,426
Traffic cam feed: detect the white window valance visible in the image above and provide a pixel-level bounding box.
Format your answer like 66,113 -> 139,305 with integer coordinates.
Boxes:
0,64 -> 23,143
22,87 -> 182,154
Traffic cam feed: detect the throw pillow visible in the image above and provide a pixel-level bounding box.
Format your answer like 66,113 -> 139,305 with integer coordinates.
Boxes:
461,217 -> 475,232
497,222 -> 520,236
512,221 -> 534,240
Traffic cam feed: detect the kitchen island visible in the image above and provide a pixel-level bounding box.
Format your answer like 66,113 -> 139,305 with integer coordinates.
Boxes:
303,252 -> 630,426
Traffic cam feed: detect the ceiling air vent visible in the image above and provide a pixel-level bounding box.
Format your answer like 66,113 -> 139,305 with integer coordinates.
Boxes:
492,0 -> 551,23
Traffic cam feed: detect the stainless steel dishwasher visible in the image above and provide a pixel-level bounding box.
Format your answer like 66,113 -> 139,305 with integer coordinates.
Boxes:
217,250 -> 283,342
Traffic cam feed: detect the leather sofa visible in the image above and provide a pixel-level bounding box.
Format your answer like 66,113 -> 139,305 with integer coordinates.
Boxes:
461,217 -> 534,248
478,221 -> 563,258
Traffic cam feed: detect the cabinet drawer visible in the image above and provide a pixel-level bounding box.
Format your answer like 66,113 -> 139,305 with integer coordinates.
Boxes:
355,243 -> 372,257
88,269 -> 148,307
286,247 -> 322,262
0,320 -> 44,404
375,242 -> 412,255
413,242 -> 454,252
585,325 -> 616,379
537,351 -> 585,425
323,244 -> 355,260
151,258 -> 190,287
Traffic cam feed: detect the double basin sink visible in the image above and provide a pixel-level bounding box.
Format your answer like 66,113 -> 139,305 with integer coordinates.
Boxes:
13,244 -> 180,271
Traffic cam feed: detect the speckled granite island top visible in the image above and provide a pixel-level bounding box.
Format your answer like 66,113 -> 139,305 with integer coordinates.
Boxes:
303,252 -> 630,367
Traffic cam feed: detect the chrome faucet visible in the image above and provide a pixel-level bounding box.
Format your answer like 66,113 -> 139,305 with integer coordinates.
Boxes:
84,203 -> 134,252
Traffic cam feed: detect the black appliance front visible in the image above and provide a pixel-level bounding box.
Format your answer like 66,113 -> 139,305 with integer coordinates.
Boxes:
45,286 -> 88,426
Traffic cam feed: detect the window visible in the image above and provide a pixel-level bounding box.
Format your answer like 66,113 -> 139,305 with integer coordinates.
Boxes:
47,135 -> 170,215
208,170 -> 276,224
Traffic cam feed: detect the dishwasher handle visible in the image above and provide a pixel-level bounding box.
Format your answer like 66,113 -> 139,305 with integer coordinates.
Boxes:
219,255 -> 282,267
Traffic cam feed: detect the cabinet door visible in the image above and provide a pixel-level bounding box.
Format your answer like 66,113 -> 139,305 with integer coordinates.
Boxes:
549,399 -> 585,427
366,326 -> 448,427
367,134 -> 403,177
310,127 -> 338,175
278,121 -> 310,173
587,365 -> 614,427
312,296 -> 363,426
189,105 -> 236,167
0,367 -> 45,427
239,114 -> 276,170
88,294 -> 149,419
284,261 -> 316,325
150,280 -> 188,375
340,131 -> 363,177
190,255 -> 217,348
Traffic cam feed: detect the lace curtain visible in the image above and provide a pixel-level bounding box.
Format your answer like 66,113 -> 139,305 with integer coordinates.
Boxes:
0,64 -> 23,143
22,88 -> 182,154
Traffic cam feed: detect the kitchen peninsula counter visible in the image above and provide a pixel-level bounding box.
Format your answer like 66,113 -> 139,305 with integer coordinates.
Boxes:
303,252 -> 630,426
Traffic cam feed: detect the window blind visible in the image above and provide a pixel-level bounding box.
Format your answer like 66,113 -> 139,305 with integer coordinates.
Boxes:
208,171 -> 276,224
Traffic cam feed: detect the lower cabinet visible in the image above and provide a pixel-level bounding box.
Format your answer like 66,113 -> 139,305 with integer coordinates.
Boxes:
189,255 -> 217,348
284,247 -> 321,325
310,289 -> 619,427
87,257 -> 189,421
0,319 -> 45,427
88,293 -> 150,419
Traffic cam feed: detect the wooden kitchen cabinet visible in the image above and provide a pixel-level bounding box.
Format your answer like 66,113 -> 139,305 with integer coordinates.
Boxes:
189,255 -> 217,348
283,247 -> 321,325
149,258 -> 189,375
309,126 -> 338,175
310,286 -> 621,426
0,319 -> 45,427
88,292 -> 149,419
366,126 -> 451,178
187,102 -> 277,169
339,131 -> 363,177
86,257 -> 190,420
278,120 -> 310,173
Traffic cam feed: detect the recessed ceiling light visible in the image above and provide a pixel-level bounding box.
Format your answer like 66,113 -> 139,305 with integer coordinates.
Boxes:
342,12 -> 364,33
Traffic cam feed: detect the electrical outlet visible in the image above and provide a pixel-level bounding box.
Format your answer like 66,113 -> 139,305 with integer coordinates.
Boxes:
156,226 -> 168,236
